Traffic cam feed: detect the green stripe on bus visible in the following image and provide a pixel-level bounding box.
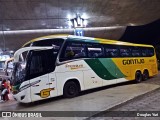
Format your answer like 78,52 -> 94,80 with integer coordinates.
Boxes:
98,58 -> 116,77
84,58 -> 125,80
85,59 -> 116,80
99,58 -> 125,78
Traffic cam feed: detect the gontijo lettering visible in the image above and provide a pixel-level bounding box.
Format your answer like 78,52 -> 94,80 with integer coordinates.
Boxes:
123,59 -> 145,65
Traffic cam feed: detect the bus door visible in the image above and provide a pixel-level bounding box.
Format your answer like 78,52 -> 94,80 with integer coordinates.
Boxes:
46,49 -> 58,97
30,74 -> 50,101
29,49 -> 58,101
48,73 -> 57,97
28,50 -> 50,101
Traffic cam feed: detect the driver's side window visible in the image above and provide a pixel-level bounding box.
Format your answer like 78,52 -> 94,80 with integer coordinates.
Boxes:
28,50 -> 55,79
29,52 -> 44,78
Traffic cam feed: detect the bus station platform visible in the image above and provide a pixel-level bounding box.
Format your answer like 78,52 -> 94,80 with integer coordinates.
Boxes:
0,72 -> 160,120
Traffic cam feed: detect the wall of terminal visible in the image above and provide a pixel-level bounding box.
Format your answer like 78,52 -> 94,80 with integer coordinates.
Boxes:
0,26 -> 126,51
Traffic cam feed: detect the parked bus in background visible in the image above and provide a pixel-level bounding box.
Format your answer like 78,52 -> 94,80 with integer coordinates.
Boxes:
4,57 -> 14,77
0,50 -> 14,74
0,54 -> 10,73
11,35 -> 158,103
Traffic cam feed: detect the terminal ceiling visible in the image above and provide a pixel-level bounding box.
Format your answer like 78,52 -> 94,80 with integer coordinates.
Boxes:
0,0 -> 160,50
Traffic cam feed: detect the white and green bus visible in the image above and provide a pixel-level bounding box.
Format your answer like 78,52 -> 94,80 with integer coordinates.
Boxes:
12,35 -> 158,103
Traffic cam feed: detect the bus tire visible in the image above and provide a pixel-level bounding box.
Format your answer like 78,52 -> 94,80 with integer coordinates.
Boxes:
135,71 -> 142,83
143,70 -> 149,81
63,81 -> 79,98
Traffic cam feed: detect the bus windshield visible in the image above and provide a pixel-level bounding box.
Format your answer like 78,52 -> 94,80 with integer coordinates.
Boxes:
12,62 -> 26,85
12,39 -> 64,89
12,48 -> 60,89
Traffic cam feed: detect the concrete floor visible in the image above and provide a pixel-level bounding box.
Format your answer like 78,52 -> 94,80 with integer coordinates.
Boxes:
0,72 -> 160,120
90,87 -> 160,120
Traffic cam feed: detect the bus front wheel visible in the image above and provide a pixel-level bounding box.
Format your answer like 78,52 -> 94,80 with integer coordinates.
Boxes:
135,71 -> 142,83
63,81 -> 79,98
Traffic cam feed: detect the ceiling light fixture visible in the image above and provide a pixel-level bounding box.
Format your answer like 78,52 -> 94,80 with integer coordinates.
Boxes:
68,13 -> 88,28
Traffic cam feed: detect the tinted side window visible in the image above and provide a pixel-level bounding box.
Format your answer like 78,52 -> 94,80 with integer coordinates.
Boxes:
29,52 -> 44,78
141,47 -> 154,57
28,50 -> 56,79
120,46 -> 131,57
60,41 -> 86,61
132,47 -> 141,57
141,48 -> 148,57
45,50 -> 57,73
105,45 -> 119,58
87,44 -> 104,58
147,48 -> 154,56
30,55 -> 43,75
